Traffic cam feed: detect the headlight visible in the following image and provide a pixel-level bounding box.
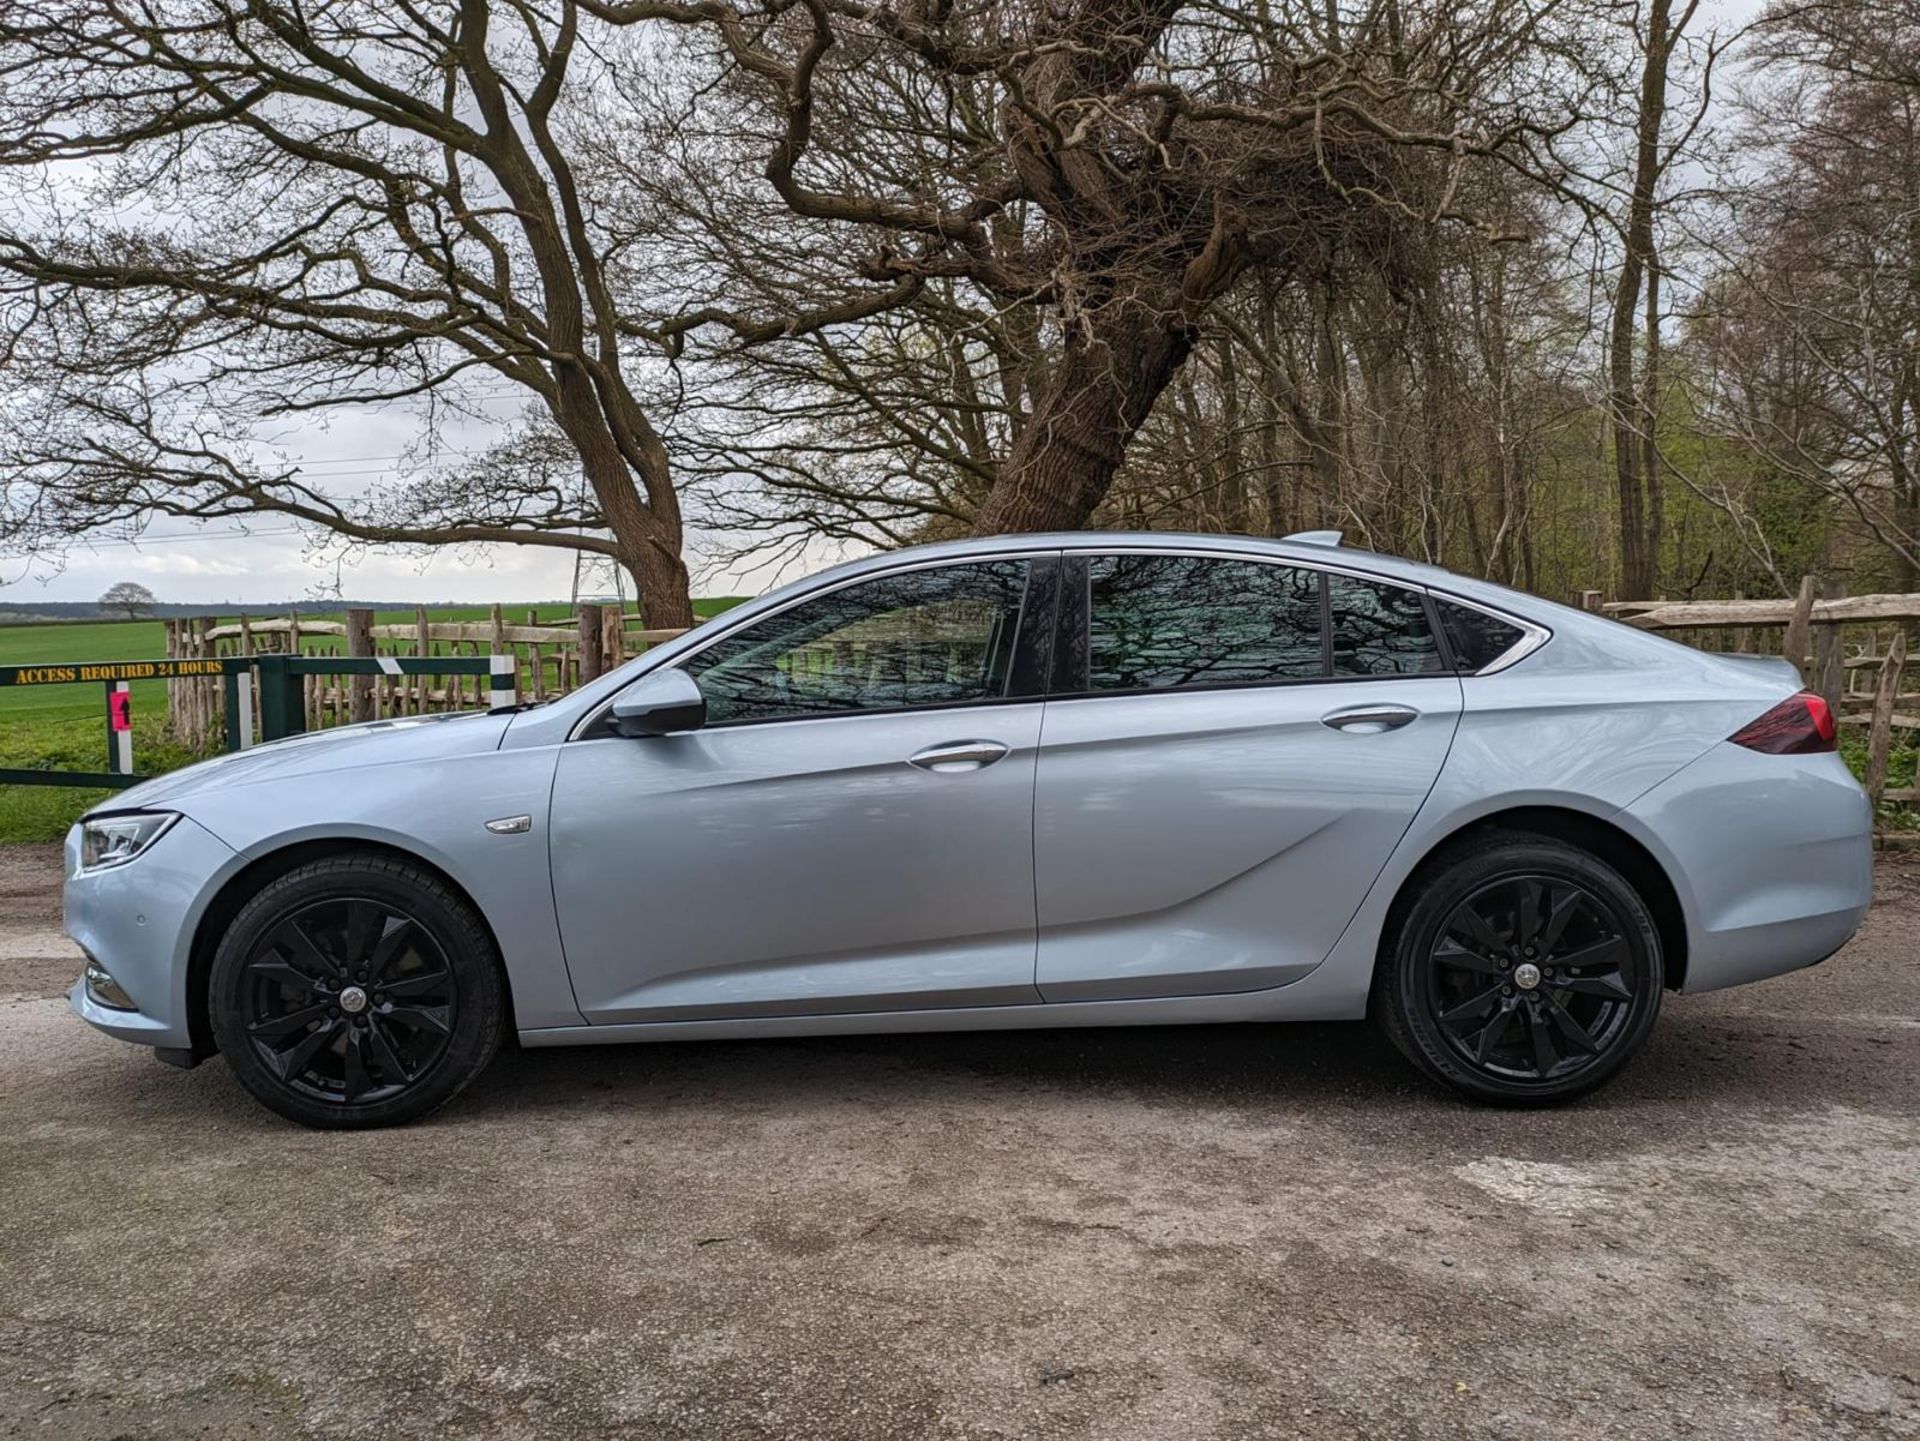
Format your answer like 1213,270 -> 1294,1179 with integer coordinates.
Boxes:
78,812 -> 179,872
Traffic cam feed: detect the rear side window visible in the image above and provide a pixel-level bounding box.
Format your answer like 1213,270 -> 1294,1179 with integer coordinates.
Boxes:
1088,555 -> 1320,692
1328,575 -> 1442,677
1432,599 -> 1528,673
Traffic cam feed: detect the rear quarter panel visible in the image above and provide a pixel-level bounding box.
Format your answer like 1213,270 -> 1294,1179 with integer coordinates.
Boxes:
1623,743 -> 1871,990
1244,617 -> 1812,1020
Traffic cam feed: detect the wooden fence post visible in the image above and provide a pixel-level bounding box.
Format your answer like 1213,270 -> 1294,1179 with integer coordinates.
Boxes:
1578,590 -> 1602,612
526,608 -> 547,700
1783,575 -> 1817,683
195,617 -> 215,750
414,606 -> 431,714
602,606 -> 623,671
578,604 -> 606,683
1866,632 -> 1907,809
1812,578 -> 1845,718
163,620 -> 180,737
347,608 -> 375,723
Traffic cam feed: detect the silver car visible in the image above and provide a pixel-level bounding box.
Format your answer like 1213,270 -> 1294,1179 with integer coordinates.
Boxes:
65,533 -> 1873,1127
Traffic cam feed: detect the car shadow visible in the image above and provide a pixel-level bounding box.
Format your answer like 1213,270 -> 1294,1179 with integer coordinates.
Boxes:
467,1017 -> 1423,1109
439,999 -> 1912,1134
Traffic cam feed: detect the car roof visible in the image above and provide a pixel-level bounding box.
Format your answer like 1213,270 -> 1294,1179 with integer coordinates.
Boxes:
803,531 -> 1489,602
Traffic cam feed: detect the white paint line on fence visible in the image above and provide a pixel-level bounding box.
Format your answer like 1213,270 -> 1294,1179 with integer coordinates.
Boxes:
376,656 -> 403,676
235,669 -> 255,750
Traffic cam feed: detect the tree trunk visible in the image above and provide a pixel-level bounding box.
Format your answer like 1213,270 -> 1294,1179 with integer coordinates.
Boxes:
622,535 -> 695,631
1609,0 -> 1676,601
1215,333 -> 1251,533
549,367 -> 695,628
971,302 -> 1194,534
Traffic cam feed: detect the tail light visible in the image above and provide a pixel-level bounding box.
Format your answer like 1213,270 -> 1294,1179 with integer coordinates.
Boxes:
1729,690 -> 1836,754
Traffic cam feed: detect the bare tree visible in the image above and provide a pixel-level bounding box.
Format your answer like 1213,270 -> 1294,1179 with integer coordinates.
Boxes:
1603,0 -> 1712,599
0,1 -> 697,624
609,0 -> 1605,537
1681,0 -> 1920,587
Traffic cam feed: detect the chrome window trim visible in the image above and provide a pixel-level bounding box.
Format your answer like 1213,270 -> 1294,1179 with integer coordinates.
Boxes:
569,542 -> 1554,739
1074,541 -> 1423,588
1426,592 -> 1553,675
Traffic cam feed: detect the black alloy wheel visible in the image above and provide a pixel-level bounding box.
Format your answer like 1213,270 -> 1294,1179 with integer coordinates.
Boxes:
1426,875 -> 1639,1084
210,855 -> 505,1128
239,897 -> 457,1106
1374,831 -> 1664,1105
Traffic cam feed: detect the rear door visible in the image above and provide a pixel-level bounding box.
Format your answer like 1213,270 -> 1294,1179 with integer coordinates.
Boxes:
1033,552 -> 1463,1001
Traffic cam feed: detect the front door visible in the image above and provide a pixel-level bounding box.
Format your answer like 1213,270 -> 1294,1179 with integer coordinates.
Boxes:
1033,553 -> 1463,1001
551,555 -> 1055,1023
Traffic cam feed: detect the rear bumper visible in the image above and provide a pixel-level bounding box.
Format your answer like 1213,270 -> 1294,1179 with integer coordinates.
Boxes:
1625,743 -> 1872,992
62,814 -> 236,1049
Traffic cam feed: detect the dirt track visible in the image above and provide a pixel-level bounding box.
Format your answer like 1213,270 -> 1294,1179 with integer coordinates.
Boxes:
1,841 -> 1916,1440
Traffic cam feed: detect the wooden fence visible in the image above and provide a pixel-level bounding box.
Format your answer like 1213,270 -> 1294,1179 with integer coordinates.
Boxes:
162,603 -> 691,752
1593,578 -> 1920,819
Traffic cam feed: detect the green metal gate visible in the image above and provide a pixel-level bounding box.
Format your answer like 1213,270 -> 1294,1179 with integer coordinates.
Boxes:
0,653 -> 516,790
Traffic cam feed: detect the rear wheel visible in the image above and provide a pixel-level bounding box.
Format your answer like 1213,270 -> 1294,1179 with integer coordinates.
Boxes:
209,855 -> 506,1129
1373,832 -> 1663,1105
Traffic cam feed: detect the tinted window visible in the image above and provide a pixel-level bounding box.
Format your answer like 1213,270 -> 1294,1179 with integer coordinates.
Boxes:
686,561 -> 1028,723
1433,599 -> 1527,672
1088,555 -> 1321,691
1328,575 -> 1442,677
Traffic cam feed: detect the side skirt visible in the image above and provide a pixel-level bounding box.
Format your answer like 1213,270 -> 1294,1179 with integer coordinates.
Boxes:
518,971 -> 1360,1048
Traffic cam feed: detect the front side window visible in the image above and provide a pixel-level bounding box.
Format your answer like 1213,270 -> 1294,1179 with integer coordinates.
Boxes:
684,561 -> 1030,724
1328,575 -> 1442,677
1088,555 -> 1322,692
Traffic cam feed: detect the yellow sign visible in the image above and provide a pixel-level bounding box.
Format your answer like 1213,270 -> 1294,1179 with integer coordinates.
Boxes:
0,659 -> 228,686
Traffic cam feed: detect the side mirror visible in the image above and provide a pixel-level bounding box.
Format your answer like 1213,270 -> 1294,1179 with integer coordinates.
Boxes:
610,670 -> 707,738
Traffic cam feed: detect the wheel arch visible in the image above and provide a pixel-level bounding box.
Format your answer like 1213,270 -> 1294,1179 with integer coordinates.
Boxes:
184,837 -> 513,1056
1383,805 -> 1690,990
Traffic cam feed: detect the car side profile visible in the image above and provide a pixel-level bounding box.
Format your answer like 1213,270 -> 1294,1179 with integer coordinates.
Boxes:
66,533 -> 1873,1127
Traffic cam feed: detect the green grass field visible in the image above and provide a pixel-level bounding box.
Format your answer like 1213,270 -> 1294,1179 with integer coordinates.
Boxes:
0,600 -> 745,842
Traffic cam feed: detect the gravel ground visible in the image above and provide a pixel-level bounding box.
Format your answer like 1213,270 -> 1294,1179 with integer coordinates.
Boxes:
1,841 -> 1916,1440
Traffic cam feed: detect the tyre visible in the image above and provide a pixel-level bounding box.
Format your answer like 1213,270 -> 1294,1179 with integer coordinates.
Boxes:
209,855 -> 507,1129
1372,831 -> 1664,1106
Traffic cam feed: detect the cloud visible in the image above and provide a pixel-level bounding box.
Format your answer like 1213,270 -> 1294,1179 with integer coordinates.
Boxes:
121,553 -> 255,578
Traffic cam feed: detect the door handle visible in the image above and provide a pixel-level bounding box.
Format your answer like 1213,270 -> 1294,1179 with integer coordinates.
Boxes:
1321,704 -> 1419,734
908,740 -> 1010,773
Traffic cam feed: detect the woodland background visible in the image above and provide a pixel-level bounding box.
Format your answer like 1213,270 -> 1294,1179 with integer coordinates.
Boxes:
0,0 -> 1914,615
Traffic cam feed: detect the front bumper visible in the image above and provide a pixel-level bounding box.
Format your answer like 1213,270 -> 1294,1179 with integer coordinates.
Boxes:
63,814 -> 238,1049
1625,742 -> 1873,992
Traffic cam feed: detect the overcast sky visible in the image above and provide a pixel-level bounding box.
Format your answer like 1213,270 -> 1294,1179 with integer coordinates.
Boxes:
0,385 -> 782,606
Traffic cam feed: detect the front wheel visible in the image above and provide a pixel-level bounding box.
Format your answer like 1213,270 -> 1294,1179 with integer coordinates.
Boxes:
1373,832 -> 1664,1106
209,855 -> 506,1129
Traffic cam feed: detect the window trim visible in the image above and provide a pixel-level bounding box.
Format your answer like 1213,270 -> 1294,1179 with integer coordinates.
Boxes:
573,551 -> 1061,739
1425,591 -> 1552,676
571,543 -> 1554,739
1061,548 -> 1452,700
